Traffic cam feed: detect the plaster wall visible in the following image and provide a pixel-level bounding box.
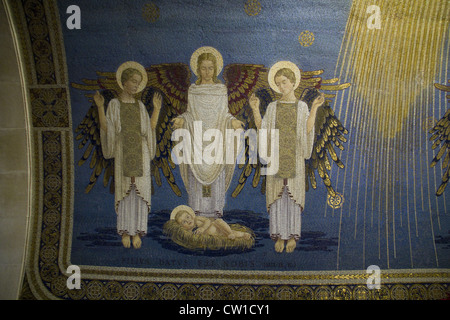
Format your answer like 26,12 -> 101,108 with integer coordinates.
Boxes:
0,1 -> 31,300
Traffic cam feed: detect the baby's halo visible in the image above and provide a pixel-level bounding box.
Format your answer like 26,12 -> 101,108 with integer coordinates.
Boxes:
170,205 -> 195,220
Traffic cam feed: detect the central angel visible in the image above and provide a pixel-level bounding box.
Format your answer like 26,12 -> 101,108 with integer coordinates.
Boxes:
172,47 -> 244,218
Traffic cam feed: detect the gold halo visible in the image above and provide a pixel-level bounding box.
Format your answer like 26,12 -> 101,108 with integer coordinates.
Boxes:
116,61 -> 148,93
268,61 -> 301,94
170,205 -> 195,220
190,46 -> 224,77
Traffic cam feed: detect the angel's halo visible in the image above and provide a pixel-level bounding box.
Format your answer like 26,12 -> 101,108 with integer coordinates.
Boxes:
116,61 -> 148,93
190,46 -> 224,77
170,205 -> 195,221
268,61 -> 301,94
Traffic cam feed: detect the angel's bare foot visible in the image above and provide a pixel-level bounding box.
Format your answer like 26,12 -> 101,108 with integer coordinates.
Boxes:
286,238 -> 297,253
275,238 -> 285,253
132,234 -> 142,249
228,233 -> 236,240
122,234 -> 131,248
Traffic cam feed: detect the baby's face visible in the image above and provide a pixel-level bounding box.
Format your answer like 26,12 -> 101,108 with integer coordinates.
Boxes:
179,211 -> 194,231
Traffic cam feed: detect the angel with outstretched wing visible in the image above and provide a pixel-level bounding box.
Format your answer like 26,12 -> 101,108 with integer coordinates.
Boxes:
73,60 -> 191,198
248,61 -> 322,253
73,60 -> 191,249
224,61 -> 350,254
91,61 -> 161,249
224,65 -> 349,201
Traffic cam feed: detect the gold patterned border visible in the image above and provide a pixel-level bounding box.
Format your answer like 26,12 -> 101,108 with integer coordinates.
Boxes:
4,0 -> 449,300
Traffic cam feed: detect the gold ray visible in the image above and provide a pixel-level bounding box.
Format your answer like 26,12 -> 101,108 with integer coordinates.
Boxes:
333,0 -> 449,269
347,0 -> 448,139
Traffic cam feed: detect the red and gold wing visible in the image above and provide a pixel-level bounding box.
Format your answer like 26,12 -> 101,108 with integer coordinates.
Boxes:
223,64 -> 275,120
227,65 -> 351,199
147,63 -> 191,114
143,63 -> 192,196
71,63 -> 191,196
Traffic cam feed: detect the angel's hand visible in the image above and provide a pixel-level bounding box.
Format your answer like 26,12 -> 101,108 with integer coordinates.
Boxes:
232,119 -> 245,130
312,92 -> 325,109
94,91 -> 105,108
153,92 -> 162,111
249,93 -> 260,112
171,117 -> 185,130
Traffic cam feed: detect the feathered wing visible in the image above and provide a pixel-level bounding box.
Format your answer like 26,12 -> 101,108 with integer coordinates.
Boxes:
72,71 -> 119,194
71,63 -> 191,196
142,63 -> 191,196
300,87 -> 348,197
299,71 -> 351,197
224,64 -> 275,119
223,64 -> 275,197
429,81 -> 450,196
224,64 -> 351,198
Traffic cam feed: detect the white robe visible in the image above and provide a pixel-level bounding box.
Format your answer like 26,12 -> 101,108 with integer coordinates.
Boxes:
178,83 -> 237,217
100,98 -> 156,235
261,100 -> 315,240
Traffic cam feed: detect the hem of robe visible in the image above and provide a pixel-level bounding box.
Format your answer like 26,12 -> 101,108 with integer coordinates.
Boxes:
270,233 -> 301,241
188,169 -> 226,218
194,210 -> 223,219
180,163 -> 235,195
267,182 -> 304,212
268,184 -> 302,241
115,183 -> 150,237
114,182 -> 151,213
118,230 -> 147,237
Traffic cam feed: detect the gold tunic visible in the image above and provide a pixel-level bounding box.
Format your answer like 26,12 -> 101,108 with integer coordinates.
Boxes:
261,100 -> 315,211
275,101 -> 298,179
120,101 -> 143,177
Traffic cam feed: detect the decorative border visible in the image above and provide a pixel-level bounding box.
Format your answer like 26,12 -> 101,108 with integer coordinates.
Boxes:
5,0 -> 449,300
